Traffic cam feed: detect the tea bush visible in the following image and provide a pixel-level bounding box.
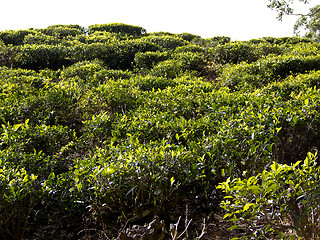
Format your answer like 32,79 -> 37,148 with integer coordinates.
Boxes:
174,44 -> 205,54
260,70 -> 320,100
69,40 -> 160,70
148,51 -> 206,78
87,79 -> 144,114
208,36 -> 231,44
210,41 -> 283,64
137,35 -> 187,51
91,69 -> 133,85
0,45 -> 20,68
150,59 -> 185,79
134,75 -> 177,91
284,42 -> 320,56
0,161 -> 43,240
88,23 -> 146,36
61,60 -> 105,81
78,31 -> 123,44
178,32 -> 201,42
80,113 -> 113,149
17,82 -> 83,127
72,136 -> 207,225
0,120 -> 76,175
68,42 -> 114,65
218,54 -> 320,91
172,51 -> 207,72
262,36 -> 313,44
38,24 -> 85,38
16,44 -> 71,70
126,37 -> 161,53
0,29 -> 35,45
0,75 -> 48,124
192,36 -> 231,49
218,152 -> 320,239
134,51 -> 170,70
23,32 -> 62,45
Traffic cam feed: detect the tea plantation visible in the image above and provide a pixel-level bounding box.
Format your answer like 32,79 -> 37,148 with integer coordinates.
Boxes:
1,23 -> 320,239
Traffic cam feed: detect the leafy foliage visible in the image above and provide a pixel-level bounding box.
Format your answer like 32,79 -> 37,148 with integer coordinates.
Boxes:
88,23 -> 146,36
0,23 -> 320,239
267,0 -> 320,42
218,152 -> 320,239
294,5 -> 320,41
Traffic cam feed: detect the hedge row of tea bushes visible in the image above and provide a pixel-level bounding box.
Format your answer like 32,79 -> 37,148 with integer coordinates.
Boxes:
1,23 -> 320,239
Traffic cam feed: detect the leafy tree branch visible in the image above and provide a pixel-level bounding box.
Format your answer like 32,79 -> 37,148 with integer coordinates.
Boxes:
268,0 -> 320,41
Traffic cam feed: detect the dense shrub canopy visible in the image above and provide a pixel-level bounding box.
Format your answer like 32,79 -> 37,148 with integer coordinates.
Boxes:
88,23 -> 146,36
0,23 -> 319,239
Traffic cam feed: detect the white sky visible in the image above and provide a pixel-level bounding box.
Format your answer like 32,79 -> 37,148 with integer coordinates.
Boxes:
0,0 -> 317,41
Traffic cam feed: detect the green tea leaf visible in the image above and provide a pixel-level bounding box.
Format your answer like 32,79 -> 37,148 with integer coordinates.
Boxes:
243,203 -> 255,211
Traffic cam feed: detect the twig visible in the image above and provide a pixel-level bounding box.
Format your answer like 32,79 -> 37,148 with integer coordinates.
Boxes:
170,216 -> 193,240
170,216 -> 181,240
178,219 -> 193,239
185,204 -> 189,239
196,218 -> 207,240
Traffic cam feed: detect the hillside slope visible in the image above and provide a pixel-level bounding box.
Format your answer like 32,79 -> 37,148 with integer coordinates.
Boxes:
0,23 -> 319,239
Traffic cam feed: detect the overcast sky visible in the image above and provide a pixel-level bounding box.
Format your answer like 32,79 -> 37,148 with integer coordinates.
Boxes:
0,0 -> 316,40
